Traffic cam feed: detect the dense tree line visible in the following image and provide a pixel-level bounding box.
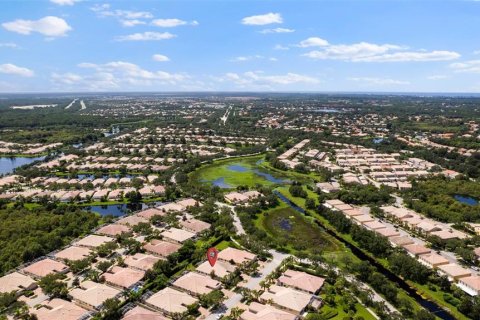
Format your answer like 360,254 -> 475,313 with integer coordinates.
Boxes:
0,205 -> 99,275
404,176 -> 480,223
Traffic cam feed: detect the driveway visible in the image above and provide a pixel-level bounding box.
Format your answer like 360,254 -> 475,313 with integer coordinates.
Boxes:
205,250 -> 289,320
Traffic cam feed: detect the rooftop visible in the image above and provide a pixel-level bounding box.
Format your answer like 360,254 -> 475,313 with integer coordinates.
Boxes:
145,287 -> 197,314
278,269 -> 325,293
260,284 -> 313,313
69,280 -> 121,309
124,253 -> 161,271
103,266 -> 145,289
32,298 -> 88,320
122,306 -> 167,320
54,246 -> 92,262
22,258 -> 68,278
0,272 -> 36,294
240,302 -> 296,320
218,247 -> 256,265
172,271 -> 221,296
76,235 -> 114,248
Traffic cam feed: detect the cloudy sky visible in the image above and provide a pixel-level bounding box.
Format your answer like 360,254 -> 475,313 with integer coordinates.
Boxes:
1,0 -> 480,93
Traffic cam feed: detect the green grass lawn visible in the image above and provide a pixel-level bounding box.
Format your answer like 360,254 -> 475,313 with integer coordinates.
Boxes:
258,205 -> 341,253
189,155 -> 292,189
318,293 -> 377,320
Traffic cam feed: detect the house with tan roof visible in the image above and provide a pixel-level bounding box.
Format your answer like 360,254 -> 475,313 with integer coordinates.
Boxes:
96,224 -> 131,237
172,272 -> 221,296
157,202 -> 184,213
240,302 -> 296,320
117,215 -> 149,227
179,218 -> 211,234
363,221 -> 387,231
54,246 -> 92,262
76,235 -> 114,248
418,253 -> 450,269
457,275 -> 480,296
31,298 -> 88,320
375,227 -> 400,238
103,266 -> 145,289
177,198 -> 201,209
224,192 -> 249,204
124,253 -> 161,271
259,285 -> 315,315
402,244 -> 431,258
196,259 -> 236,279
0,272 -> 37,294
218,247 -> 256,265
69,280 -> 121,310
137,208 -> 165,220
145,287 -> 198,315
277,269 -> 325,294
437,264 -> 472,282
122,306 -> 167,320
161,227 -> 196,243
22,258 -> 68,278
389,235 -> 414,247
144,239 -> 181,257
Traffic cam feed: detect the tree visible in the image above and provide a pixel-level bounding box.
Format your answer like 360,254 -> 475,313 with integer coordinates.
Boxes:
38,273 -> 68,298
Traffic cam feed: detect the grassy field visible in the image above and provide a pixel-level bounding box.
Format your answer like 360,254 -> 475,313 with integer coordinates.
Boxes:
318,292 -> 377,320
189,155 -> 292,189
258,205 -> 342,253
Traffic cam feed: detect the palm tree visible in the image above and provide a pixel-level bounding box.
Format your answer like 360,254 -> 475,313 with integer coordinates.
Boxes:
229,307 -> 244,320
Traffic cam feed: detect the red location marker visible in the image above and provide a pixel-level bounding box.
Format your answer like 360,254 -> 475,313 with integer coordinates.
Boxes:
207,247 -> 219,267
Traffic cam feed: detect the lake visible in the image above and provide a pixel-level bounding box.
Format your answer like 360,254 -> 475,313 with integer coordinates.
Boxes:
0,156 -> 45,175
85,201 -> 163,216
454,195 -> 479,206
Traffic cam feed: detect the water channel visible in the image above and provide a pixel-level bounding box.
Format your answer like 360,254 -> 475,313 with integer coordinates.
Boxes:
273,190 -> 456,320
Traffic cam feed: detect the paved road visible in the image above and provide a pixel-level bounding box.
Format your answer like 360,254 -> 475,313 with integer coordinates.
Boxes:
206,250 -> 289,320
216,202 -> 245,235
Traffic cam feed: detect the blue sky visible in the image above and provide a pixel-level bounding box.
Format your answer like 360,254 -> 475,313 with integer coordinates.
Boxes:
0,0 -> 480,92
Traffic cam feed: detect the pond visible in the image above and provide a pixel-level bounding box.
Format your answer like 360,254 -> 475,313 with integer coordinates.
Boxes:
454,195 -> 479,206
278,218 -> 293,231
253,169 -> 290,184
84,201 -> 163,217
0,156 -> 45,175
210,177 -> 232,188
274,191 -> 456,320
195,157 -> 290,189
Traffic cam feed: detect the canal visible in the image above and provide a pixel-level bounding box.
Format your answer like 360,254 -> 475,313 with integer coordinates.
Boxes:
273,191 -> 456,320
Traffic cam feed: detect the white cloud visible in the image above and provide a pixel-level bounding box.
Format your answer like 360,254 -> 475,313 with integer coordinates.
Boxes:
50,0 -> 80,5
260,27 -> 294,34
120,19 -> 146,27
0,63 -> 34,77
2,16 -> 72,37
151,18 -> 197,27
230,55 -> 263,62
51,72 -> 83,84
52,61 -> 189,91
274,44 -> 289,50
348,77 -> 410,85
242,13 -> 283,25
115,31 -> 176,41
298,37 -> 329,47
0,43 -> 17,48
91,4 -> 153,26
450,60 -> 480,73
78,61 -> 186,83
221,71 -> 319,87
357,51 -> 460,62
300,38 -> 459,62
427,75 -> 448,80
230,55 -> 278,62
152,54 -> 170,62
